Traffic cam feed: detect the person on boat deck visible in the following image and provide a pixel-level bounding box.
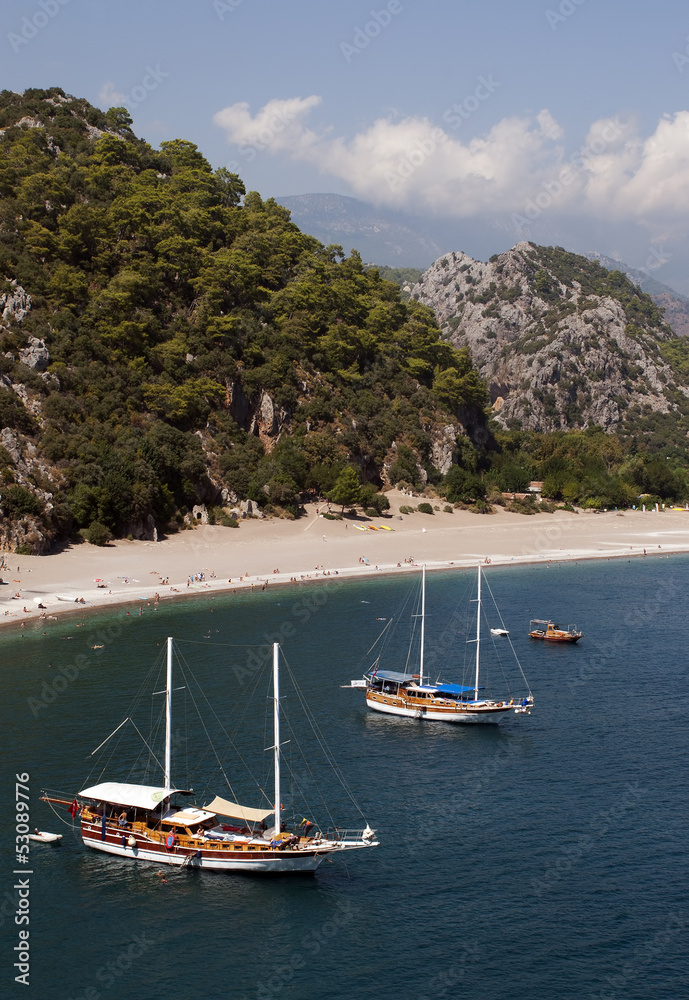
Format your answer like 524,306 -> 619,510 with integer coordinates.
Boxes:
118,811 -> 128,827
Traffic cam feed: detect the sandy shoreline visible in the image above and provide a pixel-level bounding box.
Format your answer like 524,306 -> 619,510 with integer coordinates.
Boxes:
2,491 -> 688,630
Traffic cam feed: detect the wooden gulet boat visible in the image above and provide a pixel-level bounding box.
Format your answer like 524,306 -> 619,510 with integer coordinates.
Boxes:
348,565 -> 534,724
529,620 -> 583,643
42,640 -> 378,873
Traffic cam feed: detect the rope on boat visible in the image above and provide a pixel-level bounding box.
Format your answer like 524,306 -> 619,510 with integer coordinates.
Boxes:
281,652 -> 370,826
127,718 -> 165,772
173,642 -> 272,807
43,796 -> 78,830
481,573 -> 533,696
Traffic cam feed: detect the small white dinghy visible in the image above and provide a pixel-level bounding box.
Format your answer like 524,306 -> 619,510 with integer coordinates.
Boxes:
28,830 -> 62,843
490,628 -> 509,636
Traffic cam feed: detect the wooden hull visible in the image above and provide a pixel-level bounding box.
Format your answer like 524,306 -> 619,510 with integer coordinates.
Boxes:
529,632 -> 581,643
366,692 -> 515,724
80,819 -> 368,873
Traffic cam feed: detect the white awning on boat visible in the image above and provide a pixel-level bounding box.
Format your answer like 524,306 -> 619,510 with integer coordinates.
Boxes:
79,782 -> 189,811
162,807 -> 216,826
204,795 -> 274,824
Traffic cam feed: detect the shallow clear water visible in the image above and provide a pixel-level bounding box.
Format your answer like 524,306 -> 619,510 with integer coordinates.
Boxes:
2,557 -> 687,999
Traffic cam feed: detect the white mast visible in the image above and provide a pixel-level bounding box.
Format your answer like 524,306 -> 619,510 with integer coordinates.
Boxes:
164,636 -> 173,789
474,567 -> 481,700
419,564 -> 426,686
272,642 -> 281,836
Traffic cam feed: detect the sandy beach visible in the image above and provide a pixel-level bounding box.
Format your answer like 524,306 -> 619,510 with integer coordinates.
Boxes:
2,491 -> 688,629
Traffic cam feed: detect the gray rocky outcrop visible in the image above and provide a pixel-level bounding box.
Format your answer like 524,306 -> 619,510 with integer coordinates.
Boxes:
413,243 -> 684,432
430,424 -> 461,475
1,281 -> 32,323
19,337 -> 50,371
226,382 -> 288,450
0,515 -> 54,555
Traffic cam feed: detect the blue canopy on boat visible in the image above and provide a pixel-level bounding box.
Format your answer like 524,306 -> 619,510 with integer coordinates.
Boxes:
369,670 -> 415,683
434,683 -> 482,695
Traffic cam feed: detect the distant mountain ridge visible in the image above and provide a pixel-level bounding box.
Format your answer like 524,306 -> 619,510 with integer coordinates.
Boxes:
276,193 -> 448,267
584,251 -> 689,338
277,194 -> 689,336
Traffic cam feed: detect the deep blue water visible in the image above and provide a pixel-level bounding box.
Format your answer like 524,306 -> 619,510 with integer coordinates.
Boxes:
2,557 -> 688,1000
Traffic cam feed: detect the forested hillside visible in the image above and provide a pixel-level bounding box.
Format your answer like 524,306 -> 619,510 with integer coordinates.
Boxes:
2,88 -> 689,555
0,88 -> 487,552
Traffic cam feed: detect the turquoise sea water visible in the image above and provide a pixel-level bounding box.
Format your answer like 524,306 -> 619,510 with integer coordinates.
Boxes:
2,557 -> 688,1000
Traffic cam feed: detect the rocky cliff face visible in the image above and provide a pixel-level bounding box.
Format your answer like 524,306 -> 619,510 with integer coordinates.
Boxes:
414,243 -> 684,432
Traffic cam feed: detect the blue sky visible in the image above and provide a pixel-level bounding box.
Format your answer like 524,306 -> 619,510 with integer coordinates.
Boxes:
4,0 -> 689,282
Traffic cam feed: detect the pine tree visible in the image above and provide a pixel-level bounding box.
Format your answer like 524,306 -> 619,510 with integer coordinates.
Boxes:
326,467 -> 361,512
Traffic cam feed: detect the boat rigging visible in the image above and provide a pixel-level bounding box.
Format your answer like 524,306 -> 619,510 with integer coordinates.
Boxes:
42,639 -> 378,873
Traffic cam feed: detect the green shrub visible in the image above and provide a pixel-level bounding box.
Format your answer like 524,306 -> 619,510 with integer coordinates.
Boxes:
487,490 -> 505,506
471,499 -> 493,514
86,521 -> 113,546
417,502 -> 434,514
1,485 -> 43,517
359,484 -> 391,515
506,499 -> 537,515
208,506 -> 240,527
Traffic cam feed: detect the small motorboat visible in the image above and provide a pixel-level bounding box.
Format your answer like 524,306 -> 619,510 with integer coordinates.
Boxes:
529,619 -> 582,643
28,830 -> 63,844
490,628 -> 509,636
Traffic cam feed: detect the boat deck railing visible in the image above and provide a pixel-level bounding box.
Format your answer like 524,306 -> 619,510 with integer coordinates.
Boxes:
322,827 -> 374,844
82,812 -> 325,852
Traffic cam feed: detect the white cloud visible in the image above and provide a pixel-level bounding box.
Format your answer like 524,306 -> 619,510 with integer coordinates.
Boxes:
99,82 -> 127,107
597,112 -> 689,224
214,97 -> 565,213
213,98 -> 689,236
536,110 -> 563,141
212,96 -> 322,158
